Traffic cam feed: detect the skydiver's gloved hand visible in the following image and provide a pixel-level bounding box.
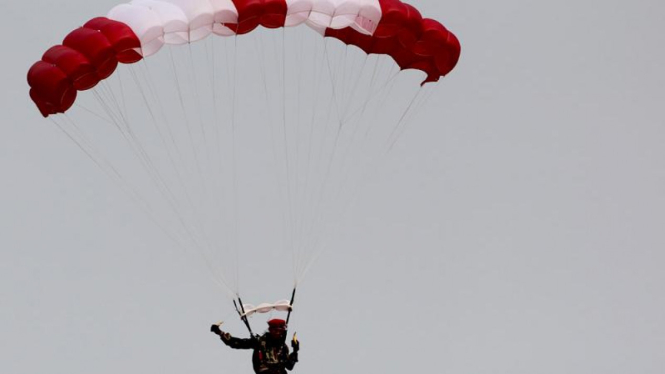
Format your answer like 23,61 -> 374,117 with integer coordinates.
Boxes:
210,324 -> 222,336
291,334 -> 300,353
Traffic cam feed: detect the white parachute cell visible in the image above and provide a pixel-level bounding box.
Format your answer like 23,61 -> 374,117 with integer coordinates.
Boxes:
109,0 -> 240,55
132,0 -> 190,45
208,0 -> 238,36
108,4 -> 166,57
350,0 -> 381,35
304,0 -> 380,34
285,0 -> 313,27
160,0 -> 216,42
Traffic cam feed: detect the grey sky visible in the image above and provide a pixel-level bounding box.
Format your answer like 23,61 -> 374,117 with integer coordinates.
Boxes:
2,1 -> 665,374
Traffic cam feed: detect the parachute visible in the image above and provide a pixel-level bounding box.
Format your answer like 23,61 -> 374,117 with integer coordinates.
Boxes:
27,0 -> 460,319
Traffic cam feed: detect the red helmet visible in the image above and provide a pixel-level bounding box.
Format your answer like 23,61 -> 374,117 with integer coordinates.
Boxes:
267,319 -> 287,329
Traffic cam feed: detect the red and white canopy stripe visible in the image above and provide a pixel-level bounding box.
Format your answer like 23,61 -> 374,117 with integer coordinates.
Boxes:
28,0 -> 460,117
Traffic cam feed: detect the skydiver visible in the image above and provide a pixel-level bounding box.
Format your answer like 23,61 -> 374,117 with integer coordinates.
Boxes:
211,319 -> 299,374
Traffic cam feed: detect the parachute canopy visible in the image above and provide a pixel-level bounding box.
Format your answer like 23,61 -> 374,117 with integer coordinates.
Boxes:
28,0 -> 460,117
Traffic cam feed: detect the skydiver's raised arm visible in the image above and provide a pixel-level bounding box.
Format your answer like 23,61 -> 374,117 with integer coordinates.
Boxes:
210,324 -> 257,349
220,333 -> 257,349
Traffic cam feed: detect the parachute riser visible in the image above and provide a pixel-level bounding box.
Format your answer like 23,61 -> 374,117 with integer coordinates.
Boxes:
286,287 -> 296,326
233,298 -> 256,338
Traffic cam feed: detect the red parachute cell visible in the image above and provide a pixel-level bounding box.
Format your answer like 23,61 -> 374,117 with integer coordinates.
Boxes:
228,0 -> 288,34
84,17 -> 143,63
42,46 -> 98,90
27,17 -> 141,117
27,61 -> 77,117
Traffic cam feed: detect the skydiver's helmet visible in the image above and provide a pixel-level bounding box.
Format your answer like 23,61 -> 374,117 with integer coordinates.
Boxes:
267,319 -> 287,342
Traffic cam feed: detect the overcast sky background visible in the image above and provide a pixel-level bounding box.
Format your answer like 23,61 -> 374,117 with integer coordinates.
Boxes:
2,1 -> 665,373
